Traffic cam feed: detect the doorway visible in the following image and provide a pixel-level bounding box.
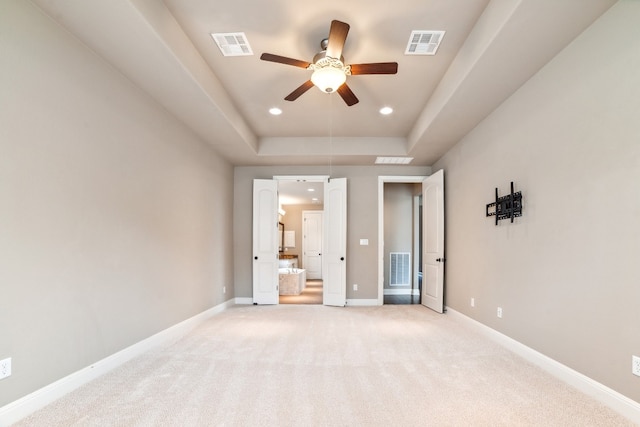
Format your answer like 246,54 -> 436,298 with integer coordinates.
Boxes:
377,176 -> 426,306
252,176 -> 347,306
381,181 -> 423,305
276,176 -> 325,305
377,173 -> 445,311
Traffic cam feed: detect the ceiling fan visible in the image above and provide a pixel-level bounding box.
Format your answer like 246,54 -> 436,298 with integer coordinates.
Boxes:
260,20 -> 398,106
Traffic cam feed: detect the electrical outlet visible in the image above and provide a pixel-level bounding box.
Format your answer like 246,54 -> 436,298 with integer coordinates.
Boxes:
497,307 -> 503,318
353,284 -> 358,291
223,286 -> 226,294
633,355 -> 640,377
0,358 -> 11,380
470,298 -> 475,307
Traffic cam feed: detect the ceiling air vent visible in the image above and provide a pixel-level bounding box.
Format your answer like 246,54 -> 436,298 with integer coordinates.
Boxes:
211,32 -> 253,56
405,31 -> 445,55
375,157 -> 413,165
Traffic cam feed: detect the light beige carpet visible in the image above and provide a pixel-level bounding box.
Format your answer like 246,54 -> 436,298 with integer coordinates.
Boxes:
15,305 -> 635,426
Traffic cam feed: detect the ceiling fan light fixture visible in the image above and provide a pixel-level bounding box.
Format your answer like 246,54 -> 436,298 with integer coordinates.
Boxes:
311,66 -> 347,93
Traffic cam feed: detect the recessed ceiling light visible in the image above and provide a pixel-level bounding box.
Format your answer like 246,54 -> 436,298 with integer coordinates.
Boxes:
307,188 -> 315,192
375,157 -> 414,165
379,106 -> 393,115
269,107 -> 282,115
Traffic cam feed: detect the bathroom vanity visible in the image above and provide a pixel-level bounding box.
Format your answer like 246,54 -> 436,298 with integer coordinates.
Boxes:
278,254 -> 298,269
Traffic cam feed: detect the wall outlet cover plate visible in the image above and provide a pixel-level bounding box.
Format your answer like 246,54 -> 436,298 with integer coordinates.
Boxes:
632,355 -> 640,377
0,358 -> 11,380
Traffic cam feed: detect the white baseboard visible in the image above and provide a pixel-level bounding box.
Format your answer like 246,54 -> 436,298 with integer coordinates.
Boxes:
234,297 -> 381,307
346,298 -> 380,306
0,298 -> 236,426
446,307 -> 640,424
383,288 -> 420,296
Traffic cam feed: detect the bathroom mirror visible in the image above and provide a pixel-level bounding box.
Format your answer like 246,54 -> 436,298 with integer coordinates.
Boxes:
278,222 -> 284,252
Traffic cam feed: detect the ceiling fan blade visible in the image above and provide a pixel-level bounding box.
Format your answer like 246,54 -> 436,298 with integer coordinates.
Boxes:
260,53 -> 310,69
349,62 -> 398,75
337,83 -> 359,106
326,20 -> 350,59
285,80 -> 315,101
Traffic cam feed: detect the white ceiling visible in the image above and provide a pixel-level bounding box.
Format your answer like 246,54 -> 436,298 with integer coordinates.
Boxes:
278,180 -> 325,206
33,0 -> 615,170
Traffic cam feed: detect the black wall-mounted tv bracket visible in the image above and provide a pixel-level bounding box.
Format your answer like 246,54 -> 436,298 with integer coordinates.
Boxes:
486,181 -> 522,225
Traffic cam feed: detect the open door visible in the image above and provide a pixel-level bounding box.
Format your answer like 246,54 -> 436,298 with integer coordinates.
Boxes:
303,211 -> 323,280
253,179 -> 279,304
323,178 -> 347,306
421,170 -> 445,313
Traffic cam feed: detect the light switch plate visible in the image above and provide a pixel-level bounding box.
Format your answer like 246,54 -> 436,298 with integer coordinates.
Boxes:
359,239 -> 369,245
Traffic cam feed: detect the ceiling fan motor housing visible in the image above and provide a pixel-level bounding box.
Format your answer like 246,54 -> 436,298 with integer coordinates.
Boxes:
312,50 -> 344,65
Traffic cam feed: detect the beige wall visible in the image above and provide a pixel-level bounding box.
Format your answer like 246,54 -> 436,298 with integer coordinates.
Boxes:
0,1 -> 234,406
234,166 -> 431,300
433,0 -> 640,403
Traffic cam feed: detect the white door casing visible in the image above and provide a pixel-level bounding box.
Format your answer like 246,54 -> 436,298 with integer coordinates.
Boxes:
421,170 -> 445,313
252,179 -> 279,304
303,211 -> 323,280
323,178 -> 347,306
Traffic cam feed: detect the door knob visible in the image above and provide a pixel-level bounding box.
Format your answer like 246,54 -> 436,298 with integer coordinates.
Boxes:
340,257 -> 345,261
254,256 -> 258,260
436,258 -> 446,262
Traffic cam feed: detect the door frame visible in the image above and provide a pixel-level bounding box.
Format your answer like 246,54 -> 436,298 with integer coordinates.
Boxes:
274,175 -> 329,198
413,193 -> 422,296
377,176 -> 427,305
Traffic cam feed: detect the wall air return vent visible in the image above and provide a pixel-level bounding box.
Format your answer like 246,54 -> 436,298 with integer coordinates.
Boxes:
390,252 -> 411,286
211,32 -> 253,56
405,31 -> 445,55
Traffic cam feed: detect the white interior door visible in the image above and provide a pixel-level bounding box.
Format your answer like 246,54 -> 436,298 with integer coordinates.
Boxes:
303,211 -> 323,279
253,179 -> 279,304
422,170 -> 445,313
323,178 -> 347,306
